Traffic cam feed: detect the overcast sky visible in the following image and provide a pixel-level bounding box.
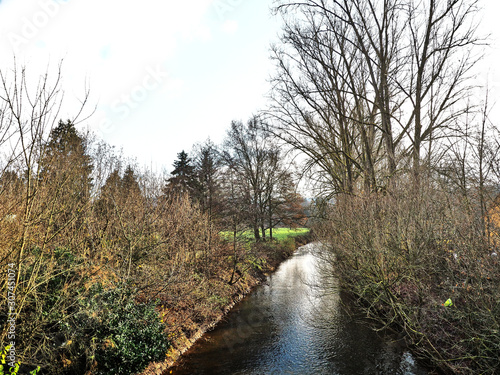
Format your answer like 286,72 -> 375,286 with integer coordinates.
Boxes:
0,0 -> 499,174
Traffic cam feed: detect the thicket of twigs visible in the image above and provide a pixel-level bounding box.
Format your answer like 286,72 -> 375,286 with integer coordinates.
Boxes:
316,174 -> 500,374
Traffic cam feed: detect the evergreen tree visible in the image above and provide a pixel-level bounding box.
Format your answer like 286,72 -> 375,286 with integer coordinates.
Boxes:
193,141 -> 222,218
96,168 -> 121,218
39,119 -> 93,233
42,119 -> 93,201
122,165 -> 141,198
0,170 -> 22,197
98,166 -> 142,215
164,150 -> 197,197
102,169 -> 122,196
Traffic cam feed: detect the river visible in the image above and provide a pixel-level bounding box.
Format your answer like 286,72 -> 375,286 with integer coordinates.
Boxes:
170,243 -> 429,375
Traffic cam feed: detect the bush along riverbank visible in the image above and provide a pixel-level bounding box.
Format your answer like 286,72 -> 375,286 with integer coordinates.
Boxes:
316,179 -> 500,375
140,229 -> 313,375
1,160 -> 310,375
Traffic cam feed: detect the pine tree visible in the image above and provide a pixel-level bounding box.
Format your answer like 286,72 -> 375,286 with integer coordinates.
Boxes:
122,165 -> 141,198
39,120 -> 93,232
98,166 -> 142,215
164,150 -> 197,197
42,119 -> 93,201
193,141 -> 222,218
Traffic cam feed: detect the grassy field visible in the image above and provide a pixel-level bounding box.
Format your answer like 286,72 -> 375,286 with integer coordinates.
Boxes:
222,228 -> 310,241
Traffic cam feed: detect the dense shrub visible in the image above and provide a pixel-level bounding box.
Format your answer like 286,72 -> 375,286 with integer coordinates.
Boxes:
317,180 -> 500,374
68,283 -> 170,375
0,192 -> 215,374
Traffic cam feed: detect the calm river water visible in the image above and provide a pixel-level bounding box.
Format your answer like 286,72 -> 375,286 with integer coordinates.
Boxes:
171,243 -> 429,375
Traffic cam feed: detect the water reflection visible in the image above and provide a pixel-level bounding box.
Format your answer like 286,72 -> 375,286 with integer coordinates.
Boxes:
171,243 -> 428,375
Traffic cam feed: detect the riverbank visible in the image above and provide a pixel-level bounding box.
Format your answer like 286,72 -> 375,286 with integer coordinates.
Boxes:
140,232 -> 312,375
316,187 -> 500,375
167,242 -> 429,375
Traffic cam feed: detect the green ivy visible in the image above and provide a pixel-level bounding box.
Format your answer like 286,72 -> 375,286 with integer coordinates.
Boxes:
0,345 -> 21,375
71,283 -> 170,375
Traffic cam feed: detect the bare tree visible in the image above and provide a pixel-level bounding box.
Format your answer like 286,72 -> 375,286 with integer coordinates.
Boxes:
402,0 -> 482,176
267,0 -> 482,195
222,117 -> 271,240
222,116 -> 302,241
0,62 -> 96,370
0,62 -> 90,304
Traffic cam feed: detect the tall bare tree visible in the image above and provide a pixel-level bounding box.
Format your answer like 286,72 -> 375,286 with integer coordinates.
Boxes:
222,116 -> 303,241
0,62 -> 91,306
402,0 -> 481,175
267,0 -> 482,195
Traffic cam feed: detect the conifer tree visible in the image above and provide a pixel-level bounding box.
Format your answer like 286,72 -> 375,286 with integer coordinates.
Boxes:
164,150 -> 198,197
40,119 -> 93,233
122,165 -> 141,198
193,141 -> 222,218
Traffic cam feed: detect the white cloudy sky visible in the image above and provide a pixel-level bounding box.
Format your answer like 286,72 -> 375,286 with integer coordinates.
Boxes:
0,0 -> 499,173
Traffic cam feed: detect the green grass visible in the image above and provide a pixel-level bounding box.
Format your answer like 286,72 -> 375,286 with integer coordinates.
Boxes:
221,228 -> 309,242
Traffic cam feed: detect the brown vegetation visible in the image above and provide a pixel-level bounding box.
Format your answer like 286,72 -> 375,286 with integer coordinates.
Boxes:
0,64 -> 308,375
316,177 -> 500,374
